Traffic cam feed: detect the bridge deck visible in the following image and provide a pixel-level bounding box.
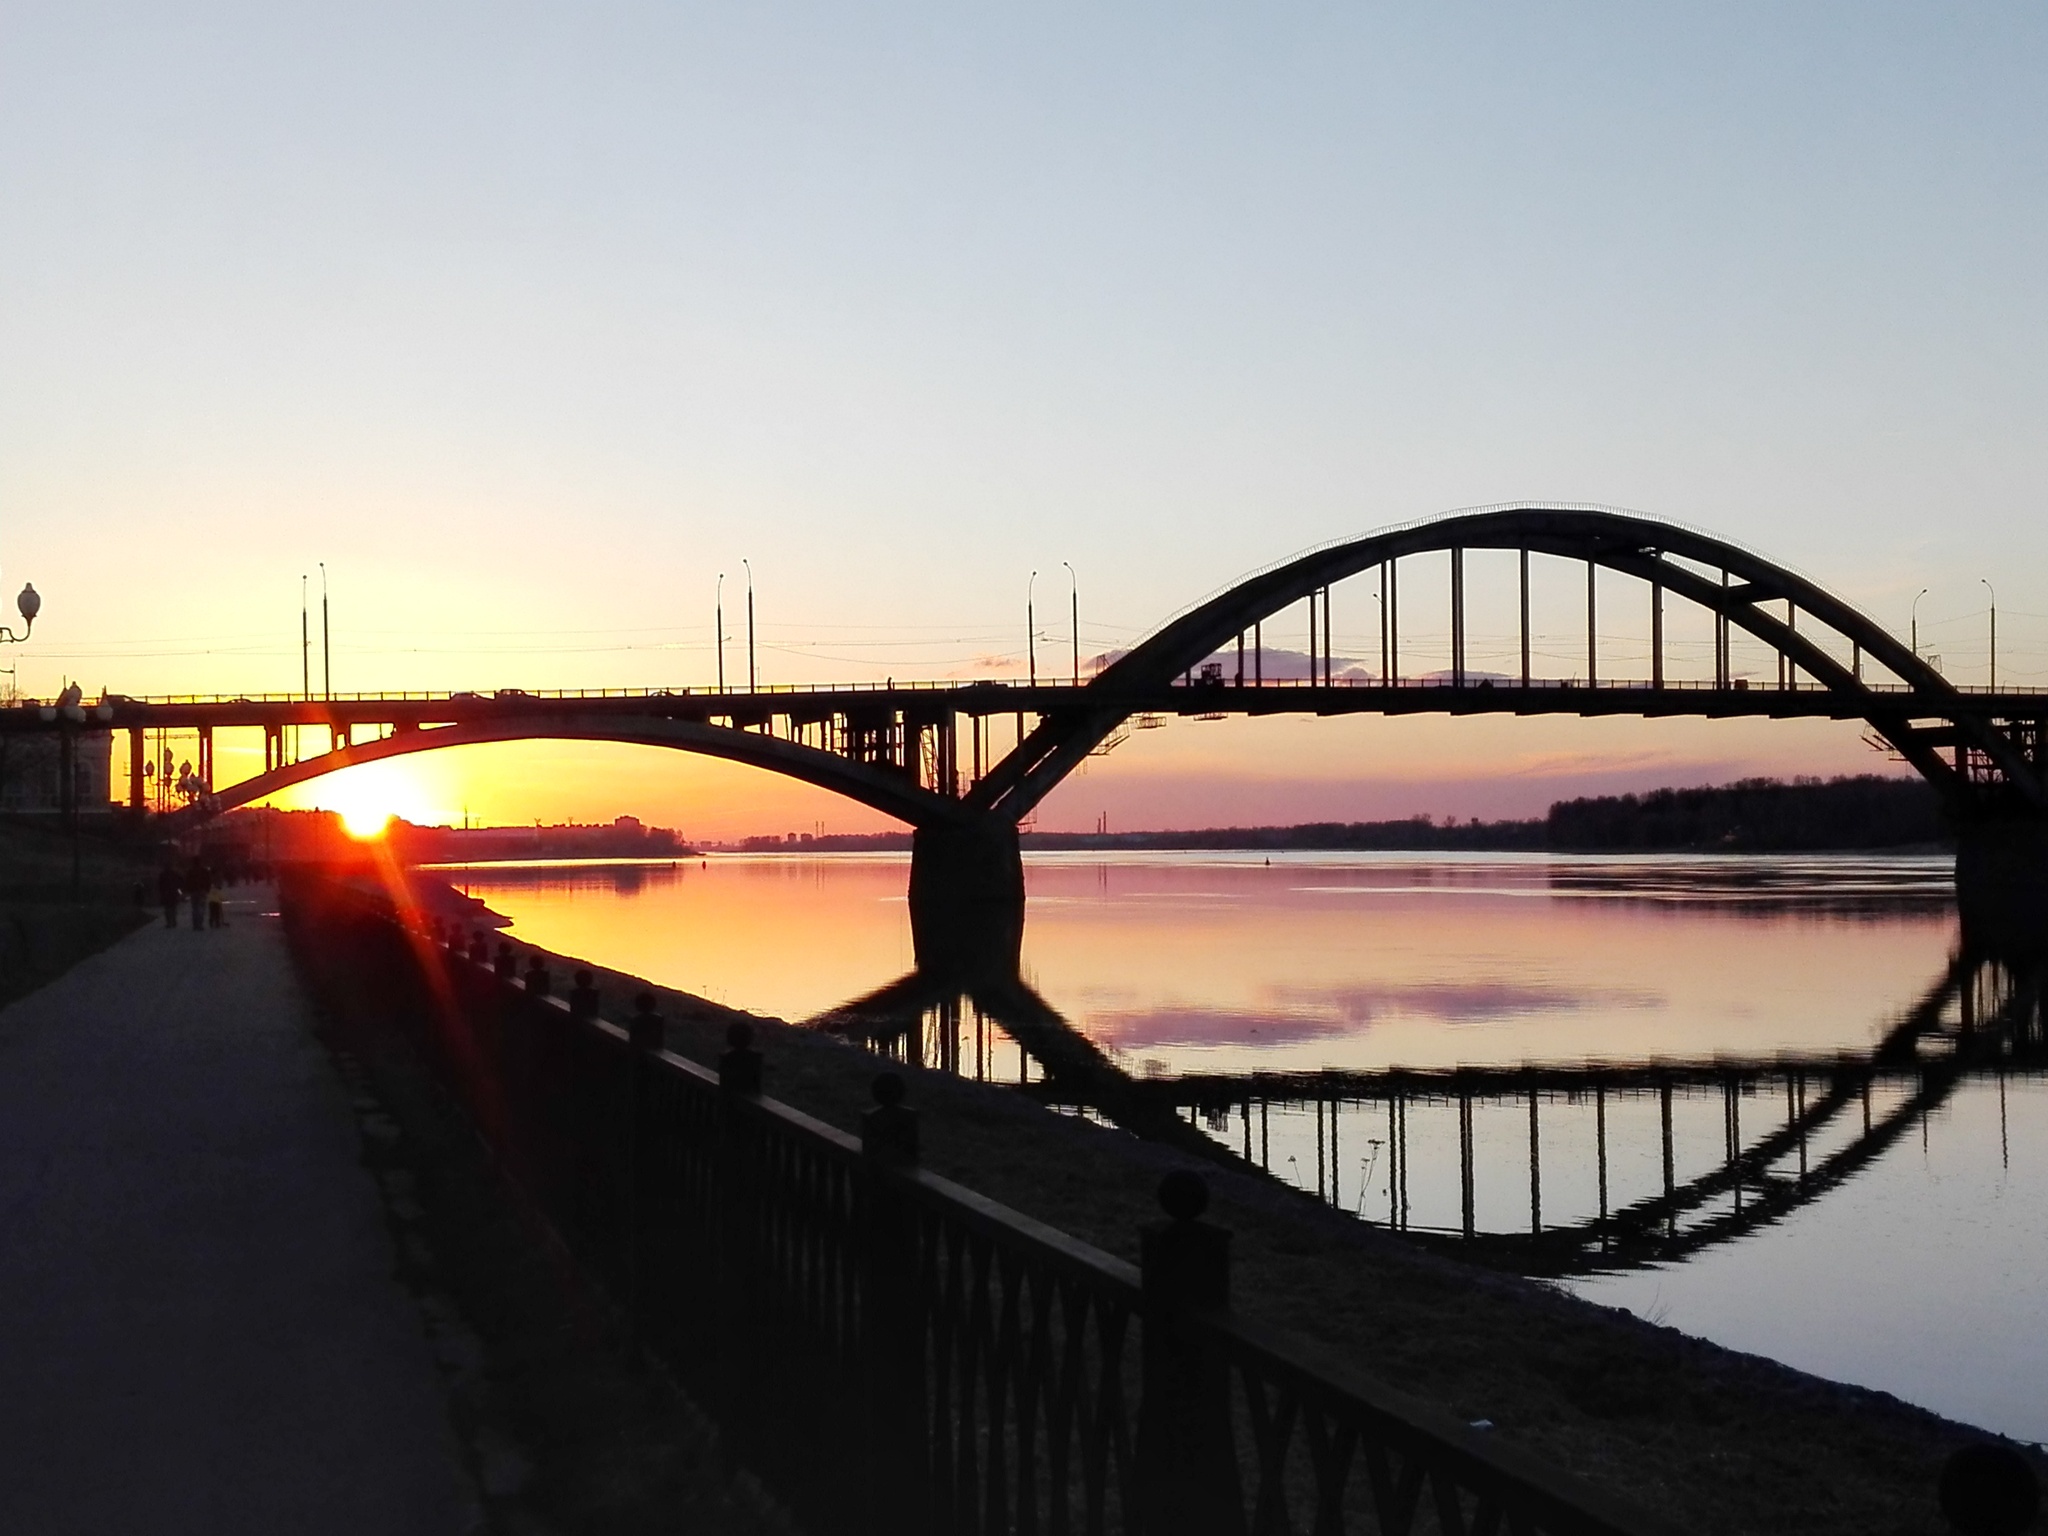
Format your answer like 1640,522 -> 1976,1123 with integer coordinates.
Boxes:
15,676 -> 2048,733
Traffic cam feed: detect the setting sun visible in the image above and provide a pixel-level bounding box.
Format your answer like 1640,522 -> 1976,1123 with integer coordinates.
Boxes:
339,805 -> 393,840
265,760 -> 452,839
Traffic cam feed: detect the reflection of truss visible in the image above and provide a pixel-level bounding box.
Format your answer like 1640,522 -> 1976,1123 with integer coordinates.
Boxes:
806,951 -> 2047,1279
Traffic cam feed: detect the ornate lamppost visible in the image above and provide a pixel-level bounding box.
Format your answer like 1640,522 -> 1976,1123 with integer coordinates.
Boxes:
0,581 -> 40,645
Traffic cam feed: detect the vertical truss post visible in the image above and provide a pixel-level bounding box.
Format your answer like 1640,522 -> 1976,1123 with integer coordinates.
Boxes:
1235,631 -> 1244,687
1717,569 -> 1730,688
1518,547 -> 1530,688
1388,557 -> 1400,684
129,727 -> 145,810
1586,559 -> 1598,687
1380,560 -> 1392,684
1651,574 -> 1664,689
1458,1093 -> 1475,1238
1660,1080 -> 1675,1200
1322,585 -> 1332,685
1387,1095 -> 1399,1226
1253,620 -> 1262,686
1450,547 -> 1466,687
1314,1094 -> 1325,1197
1595,1086 -> 1609,1240
1306,589 -> 1318,689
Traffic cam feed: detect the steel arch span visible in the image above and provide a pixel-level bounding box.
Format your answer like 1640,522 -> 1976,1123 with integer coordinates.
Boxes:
191,714 -> 977,830
970,504 -> 2045,824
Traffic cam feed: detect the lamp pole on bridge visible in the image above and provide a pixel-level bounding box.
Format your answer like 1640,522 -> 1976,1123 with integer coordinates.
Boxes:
1027,570 -> 1038,687
320,562 -> 331,701
1982,578 -> 1997,692
716,573 -> 725,692
1063,561 -> 1078,684
744,557 -> 756,691
1911,587 -> 1929,660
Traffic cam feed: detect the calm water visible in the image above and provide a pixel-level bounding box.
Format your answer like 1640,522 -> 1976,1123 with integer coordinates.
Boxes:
445,850 -> 2048,1442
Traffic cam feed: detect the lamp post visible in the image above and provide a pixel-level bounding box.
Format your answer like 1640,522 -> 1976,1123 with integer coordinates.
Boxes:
0,581 -> 39,644
320,563 -> 331,700
1027,570 -> 1038,686
1911,588 -> 1929,660
1982,579 -> 1997,692
1063,561 -> 1078,684
743,558 -> 756,691
716,573 -> 726,692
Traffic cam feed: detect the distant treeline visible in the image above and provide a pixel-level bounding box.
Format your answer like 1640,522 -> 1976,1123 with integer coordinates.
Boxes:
1545,775 -> 1944,851
715,775 -> 1947,855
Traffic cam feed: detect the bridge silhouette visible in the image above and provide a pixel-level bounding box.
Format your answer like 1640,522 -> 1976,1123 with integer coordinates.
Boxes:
20,505 -> 2048,953
809,947 -> 2047,1278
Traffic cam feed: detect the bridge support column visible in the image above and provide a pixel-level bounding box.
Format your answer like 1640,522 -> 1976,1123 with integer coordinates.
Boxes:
908,819 -> 1024,978
1957,822 -> 2048,961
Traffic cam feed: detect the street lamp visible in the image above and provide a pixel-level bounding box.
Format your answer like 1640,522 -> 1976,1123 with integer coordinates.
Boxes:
743,557 -> 756,691
0,582 -> 38,643
1027,570 -> 1038,686
1910,587 -> 1929,660
1062,561 -> 1079,684
716,573 -> 726,691
1982,578 -> 1998,692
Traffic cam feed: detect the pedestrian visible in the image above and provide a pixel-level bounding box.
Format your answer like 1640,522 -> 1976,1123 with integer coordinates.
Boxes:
185,856 -> 211,931
207,896 -> 225,929
157,865 -> 183,929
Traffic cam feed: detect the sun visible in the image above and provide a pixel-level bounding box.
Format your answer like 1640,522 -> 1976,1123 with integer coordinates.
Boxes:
339,804 -> 394,840
271,761 -> 449,841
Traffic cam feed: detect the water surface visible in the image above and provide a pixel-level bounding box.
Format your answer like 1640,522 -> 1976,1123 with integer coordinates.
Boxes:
444,850 -> 2047,1441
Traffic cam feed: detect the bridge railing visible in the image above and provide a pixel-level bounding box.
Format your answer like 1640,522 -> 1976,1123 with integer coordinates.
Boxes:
13,676 -> 2047,710
278,869 -> 1671,1536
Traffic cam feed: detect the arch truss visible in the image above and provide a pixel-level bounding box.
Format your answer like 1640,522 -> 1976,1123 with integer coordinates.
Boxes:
972,505 -> 2048,824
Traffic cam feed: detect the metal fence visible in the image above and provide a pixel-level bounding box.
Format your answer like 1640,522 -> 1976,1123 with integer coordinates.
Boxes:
280,871 -> 1670,1536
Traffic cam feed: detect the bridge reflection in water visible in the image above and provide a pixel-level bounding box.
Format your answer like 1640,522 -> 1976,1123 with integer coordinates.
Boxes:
806,947 -> 2046,1278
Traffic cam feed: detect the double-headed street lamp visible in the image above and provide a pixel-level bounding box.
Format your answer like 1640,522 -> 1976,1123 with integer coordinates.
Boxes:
1910,587 -> 1929,660
1027,570 -> 1038,686
1982,578 -> 1998,692
1063,561 -> 1079,684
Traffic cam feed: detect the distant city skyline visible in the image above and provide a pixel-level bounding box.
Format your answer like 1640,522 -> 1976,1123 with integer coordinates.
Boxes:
6,5 -> 2043,833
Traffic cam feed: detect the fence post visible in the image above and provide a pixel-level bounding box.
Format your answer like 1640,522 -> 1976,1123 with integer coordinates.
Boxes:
860,1072 -> 927,1535
1136,1170 -> 1245,1536
716,1021 -> 765,1468
625,994 -> 666,1330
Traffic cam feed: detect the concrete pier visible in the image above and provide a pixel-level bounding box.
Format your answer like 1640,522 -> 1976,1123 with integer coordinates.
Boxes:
0,890 -> 472,1535
907,819 -> 1026,977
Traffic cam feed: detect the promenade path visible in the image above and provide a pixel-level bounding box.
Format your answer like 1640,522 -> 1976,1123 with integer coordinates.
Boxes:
0,889 -> 474,1535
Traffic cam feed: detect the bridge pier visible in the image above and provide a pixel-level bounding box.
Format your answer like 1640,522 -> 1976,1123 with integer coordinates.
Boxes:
908,820 -> 1025,979
1957,822 -> 2048,961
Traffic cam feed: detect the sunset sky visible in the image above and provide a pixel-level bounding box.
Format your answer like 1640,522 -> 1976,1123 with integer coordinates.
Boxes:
5,4 -> 2046,838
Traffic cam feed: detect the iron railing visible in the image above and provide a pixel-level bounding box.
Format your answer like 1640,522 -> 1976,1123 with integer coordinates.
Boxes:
281,869 -> 1670,1536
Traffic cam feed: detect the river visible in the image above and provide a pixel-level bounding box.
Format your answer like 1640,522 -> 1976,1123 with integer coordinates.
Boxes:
437,849 -> 2047,1444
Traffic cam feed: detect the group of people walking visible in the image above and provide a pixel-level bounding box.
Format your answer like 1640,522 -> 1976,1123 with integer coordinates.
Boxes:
156,858 -> 224,931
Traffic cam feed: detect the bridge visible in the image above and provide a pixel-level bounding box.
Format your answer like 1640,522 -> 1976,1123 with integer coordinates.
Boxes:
810,948 -> 2047,1278
16,505 -> 2048,952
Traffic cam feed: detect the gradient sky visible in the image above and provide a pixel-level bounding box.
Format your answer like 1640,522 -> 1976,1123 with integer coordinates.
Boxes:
5,4 -> 2045,835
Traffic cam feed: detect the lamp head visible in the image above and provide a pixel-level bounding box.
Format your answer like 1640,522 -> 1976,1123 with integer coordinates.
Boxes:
16,583 -> 37,624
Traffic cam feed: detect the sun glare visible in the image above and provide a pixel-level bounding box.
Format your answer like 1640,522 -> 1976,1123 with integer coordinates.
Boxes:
272,760 -> 449,840
341,805 -> 394,840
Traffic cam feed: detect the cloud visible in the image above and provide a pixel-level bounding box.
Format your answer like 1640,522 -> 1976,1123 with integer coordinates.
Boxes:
1092,976 -> 1660,1049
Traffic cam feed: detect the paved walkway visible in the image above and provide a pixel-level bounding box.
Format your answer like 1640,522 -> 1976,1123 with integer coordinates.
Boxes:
0,891 -> 474,1535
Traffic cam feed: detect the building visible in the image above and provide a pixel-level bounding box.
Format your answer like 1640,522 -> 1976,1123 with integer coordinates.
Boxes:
0,730 -> 115,814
